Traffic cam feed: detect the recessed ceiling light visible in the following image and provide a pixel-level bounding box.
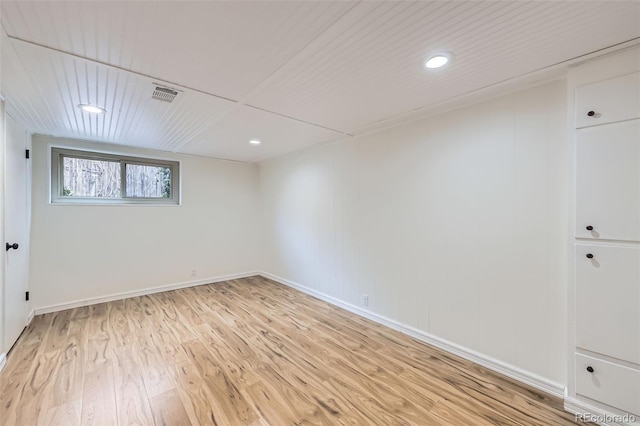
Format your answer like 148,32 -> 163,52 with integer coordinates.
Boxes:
249,139 -> 261,145
78,104 -> 106,114
424,52 -> 454,69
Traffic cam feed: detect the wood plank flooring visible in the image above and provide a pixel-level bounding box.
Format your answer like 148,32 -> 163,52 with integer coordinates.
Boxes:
0,276 -> 579,425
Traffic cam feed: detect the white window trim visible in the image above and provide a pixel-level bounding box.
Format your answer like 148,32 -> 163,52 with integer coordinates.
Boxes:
51,147 -> 181,205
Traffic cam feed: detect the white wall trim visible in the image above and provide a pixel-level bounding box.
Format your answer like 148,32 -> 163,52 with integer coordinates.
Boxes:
260,271 -> 566,399
0,353 -> 6,374
34,271 -> 260,315
27,309 -> 34,325
565,396 -> 639,426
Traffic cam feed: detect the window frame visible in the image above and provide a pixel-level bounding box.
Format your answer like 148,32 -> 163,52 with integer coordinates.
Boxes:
51,147 -> 180,205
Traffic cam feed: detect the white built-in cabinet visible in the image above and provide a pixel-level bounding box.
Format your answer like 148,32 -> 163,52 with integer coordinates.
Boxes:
575,243 -> 640,365
575,354 -> 640,418
575,72 -> 640,129
575,121 -> 640,242
570,47 -> 640,423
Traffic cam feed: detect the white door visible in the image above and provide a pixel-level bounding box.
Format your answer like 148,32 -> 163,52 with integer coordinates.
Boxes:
4,112 -> 29,351
575,120 -> 640,242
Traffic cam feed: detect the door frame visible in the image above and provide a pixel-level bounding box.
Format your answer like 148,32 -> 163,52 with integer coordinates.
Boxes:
0,99 -> 6,372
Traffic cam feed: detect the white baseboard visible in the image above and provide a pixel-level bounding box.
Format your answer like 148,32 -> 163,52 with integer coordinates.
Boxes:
34,271 -> 260,315
565,397 -> 639,426
27,309 -> 34,325
259,271 -> 566,399
0,352 -> 6,374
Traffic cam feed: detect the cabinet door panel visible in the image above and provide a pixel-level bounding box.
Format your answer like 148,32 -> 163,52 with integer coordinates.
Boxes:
576,72 -> 640,128
576,244 -> 640,364
576,120 -> 640,242
575,353 -> 640,416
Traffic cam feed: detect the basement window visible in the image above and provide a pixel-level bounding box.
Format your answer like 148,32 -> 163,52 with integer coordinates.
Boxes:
51,148 -> 180,205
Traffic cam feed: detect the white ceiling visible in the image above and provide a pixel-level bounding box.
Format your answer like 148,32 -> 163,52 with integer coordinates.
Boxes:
1,1 -> 639,163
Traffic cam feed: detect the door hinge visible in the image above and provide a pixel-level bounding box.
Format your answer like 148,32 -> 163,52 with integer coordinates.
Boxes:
25,291 -> 29,301
25,149 -> 30,159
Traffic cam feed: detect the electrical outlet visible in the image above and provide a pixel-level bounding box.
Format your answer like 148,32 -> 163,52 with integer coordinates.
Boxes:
363,294 -> 369,307
191,268 -> 197,277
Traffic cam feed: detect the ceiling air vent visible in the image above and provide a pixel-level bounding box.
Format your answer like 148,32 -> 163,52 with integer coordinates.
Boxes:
152,86 -> 178,103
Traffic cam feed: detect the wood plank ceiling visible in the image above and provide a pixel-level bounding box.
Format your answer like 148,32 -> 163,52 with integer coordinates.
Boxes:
1,1 -> 639,162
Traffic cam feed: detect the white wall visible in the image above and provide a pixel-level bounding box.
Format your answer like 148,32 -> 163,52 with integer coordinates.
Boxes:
259,79 -> 569,386
30,135 -> 260,311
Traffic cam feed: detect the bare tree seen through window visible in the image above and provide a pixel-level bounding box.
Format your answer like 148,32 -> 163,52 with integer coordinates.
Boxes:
63,157 -> 121,197
126,164 -> 171,198
62,158 -> 171,198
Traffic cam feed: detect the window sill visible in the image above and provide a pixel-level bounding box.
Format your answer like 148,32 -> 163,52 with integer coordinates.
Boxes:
50,200 -> 182,206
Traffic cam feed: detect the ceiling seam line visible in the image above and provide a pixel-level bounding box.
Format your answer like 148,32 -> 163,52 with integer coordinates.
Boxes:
5,34 -> 240,104
244,104 -> 351,136
233,0 -> 364,106
354,36 -> 640,134
172,1 -> 363,153
1,32 -> 58,131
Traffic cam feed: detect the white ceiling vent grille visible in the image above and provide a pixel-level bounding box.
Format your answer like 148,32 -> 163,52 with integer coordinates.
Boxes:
152,86 -> 178,103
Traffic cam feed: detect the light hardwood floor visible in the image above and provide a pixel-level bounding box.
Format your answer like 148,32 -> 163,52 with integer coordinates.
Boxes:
0,276 -> 579,425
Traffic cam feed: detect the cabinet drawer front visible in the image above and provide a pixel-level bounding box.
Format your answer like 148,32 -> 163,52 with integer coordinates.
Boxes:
576,120 -> 640,242
576,244 -> 640,364
576,73 -> 640,128
576,353 -> 640,416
